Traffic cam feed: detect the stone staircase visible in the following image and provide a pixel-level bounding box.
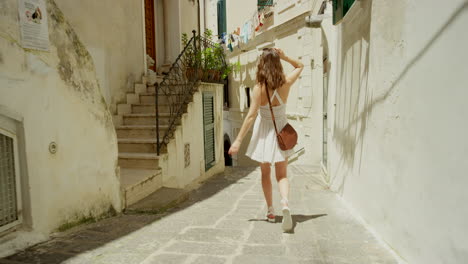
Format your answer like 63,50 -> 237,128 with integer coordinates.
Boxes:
114,75 -> 178,207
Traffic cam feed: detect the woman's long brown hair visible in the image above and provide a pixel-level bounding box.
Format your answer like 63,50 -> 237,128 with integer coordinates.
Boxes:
256,48 -> 286,90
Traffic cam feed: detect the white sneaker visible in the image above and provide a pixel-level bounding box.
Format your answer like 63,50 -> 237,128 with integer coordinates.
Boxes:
281,199 -> 292,232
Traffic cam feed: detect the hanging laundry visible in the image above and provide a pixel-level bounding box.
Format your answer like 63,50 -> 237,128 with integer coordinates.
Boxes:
227,34 -> 234,52
253,10 -> 260,32
241,22 -> 249,43
259,11 -> 265,26
248,19 -> 255,40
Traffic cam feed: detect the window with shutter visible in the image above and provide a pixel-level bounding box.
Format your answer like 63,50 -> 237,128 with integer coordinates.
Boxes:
217,0 -> 227,37
333,0 -> 356,25
203,92 -> 216,170
258,0 -> 274,11
0,128 -> 22,232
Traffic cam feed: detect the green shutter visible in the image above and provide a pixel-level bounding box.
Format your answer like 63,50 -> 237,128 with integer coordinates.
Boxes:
203,92 -> 216,171
258,0 -> 274,10
333,0 -> 356,25
217,0 -> 227,37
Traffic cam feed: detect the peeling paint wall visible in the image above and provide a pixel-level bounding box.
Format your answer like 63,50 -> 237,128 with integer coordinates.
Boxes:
0,0 -> 121,238
54,0 -> 146,114
159,83 -> 225,189
326,0 -> 468,263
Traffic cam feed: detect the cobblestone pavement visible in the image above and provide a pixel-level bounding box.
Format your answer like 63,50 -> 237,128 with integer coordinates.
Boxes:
0,165 -> 399,264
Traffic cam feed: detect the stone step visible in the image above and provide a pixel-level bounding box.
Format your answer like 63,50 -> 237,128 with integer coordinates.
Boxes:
147,85 -> 189,94
120,168 -> 163,207
123,113 -> 179,126
116,125 -> 169,138
132,103 -> 178,114
118,138 -> 160,153
157,64 -> 172,75
140,93 -> 188,104
118,152 -> 160,169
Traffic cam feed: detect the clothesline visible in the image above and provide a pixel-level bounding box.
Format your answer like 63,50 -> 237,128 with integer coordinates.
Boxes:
218,5 -> 275,53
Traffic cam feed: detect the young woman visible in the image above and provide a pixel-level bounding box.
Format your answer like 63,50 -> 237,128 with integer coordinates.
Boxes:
228,48 -> 304,231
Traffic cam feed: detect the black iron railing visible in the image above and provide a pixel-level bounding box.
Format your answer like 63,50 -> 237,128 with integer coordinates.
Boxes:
156,30 -> 227,155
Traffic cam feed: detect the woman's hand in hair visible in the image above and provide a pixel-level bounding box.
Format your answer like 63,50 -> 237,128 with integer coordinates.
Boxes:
274,48 -> 286,59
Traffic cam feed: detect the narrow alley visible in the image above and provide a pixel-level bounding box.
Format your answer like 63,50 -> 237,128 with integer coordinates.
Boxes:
1,166 -> 398,264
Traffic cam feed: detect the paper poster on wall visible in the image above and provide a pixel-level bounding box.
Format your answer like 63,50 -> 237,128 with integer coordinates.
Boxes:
18,0 -> 49,51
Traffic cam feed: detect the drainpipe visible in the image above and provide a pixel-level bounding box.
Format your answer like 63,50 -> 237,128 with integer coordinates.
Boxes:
197,0 -> 201,35
204,0 -> 207,33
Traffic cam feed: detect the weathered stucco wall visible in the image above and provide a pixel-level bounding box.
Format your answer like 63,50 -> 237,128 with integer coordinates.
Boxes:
0,0 -> 121,238
160,83 -> 225,189
224,0 -> 324,166
327,0 -> 468,263
180,0 -> 199,37
55,0 -> 146,114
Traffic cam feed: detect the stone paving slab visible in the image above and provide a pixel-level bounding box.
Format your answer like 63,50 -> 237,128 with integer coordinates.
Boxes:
0,166 -> 399,264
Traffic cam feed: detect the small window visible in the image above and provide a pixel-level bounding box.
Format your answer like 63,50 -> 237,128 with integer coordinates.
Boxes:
0,122 -> 23,232
217,0 -> 227,38
258,0 -> 274,11
333,0 -> 356,25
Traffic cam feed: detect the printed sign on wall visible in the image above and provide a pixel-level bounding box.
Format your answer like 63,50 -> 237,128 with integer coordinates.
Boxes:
18,0 -> 49,51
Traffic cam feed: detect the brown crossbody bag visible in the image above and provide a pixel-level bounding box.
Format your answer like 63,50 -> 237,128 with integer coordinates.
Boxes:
265,88 -> 298,151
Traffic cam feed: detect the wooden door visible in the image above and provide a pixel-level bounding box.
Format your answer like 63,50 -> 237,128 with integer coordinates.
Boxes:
145,0 -> 156,70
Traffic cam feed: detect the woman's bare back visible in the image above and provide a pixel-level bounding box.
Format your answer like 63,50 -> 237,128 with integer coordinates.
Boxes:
259,84 -> 289,107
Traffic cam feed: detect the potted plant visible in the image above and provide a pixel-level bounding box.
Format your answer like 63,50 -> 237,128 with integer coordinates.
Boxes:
182,33 -> 202,81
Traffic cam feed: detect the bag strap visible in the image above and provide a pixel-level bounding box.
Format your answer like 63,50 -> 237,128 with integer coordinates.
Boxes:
265,86 -> 280,137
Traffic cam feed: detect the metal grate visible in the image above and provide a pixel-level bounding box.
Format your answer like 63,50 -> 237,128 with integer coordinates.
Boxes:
203,92 -> 216,170
0,133 -> 18,228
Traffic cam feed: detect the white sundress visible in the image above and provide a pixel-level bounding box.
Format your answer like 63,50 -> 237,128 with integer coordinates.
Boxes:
245,90 -> 295,164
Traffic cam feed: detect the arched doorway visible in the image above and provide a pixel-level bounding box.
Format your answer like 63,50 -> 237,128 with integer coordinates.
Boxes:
223,134 -> 232,166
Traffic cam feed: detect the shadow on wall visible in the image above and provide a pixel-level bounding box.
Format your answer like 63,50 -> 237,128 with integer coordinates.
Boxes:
230,55 -> 257,109
330,0 -> 468,194
331,0 -> 373,195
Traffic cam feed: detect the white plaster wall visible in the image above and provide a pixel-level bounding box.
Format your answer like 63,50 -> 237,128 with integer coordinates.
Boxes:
166,0 -> 182,62
180,0 -> 199,37
326,0 -> 468,263
55,0 -> 146,114
320,0 -> 338,178
204,0 -> 218,35
159,83 -> 225,189
0,0 -> 121,236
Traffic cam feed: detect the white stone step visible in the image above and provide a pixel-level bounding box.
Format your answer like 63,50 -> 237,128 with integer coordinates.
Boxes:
118,138 -> 161,153
122,113 -> 177,126
120,168 -> 163,207
139,92 -> 188,104
132,103 -> 172,113
116,125 -> 169,138
118,152 -> 160,169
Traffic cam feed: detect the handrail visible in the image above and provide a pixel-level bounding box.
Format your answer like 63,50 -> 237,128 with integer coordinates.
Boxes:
156,30 -> 227,155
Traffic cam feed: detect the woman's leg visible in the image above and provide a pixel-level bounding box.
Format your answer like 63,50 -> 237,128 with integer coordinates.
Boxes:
275,159 -> 289,206
275,159 -> 292,231
260,162 -> 273,208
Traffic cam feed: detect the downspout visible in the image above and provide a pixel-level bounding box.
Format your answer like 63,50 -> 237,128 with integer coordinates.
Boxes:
204,0 -> 207,33
197,0 -> 201,35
